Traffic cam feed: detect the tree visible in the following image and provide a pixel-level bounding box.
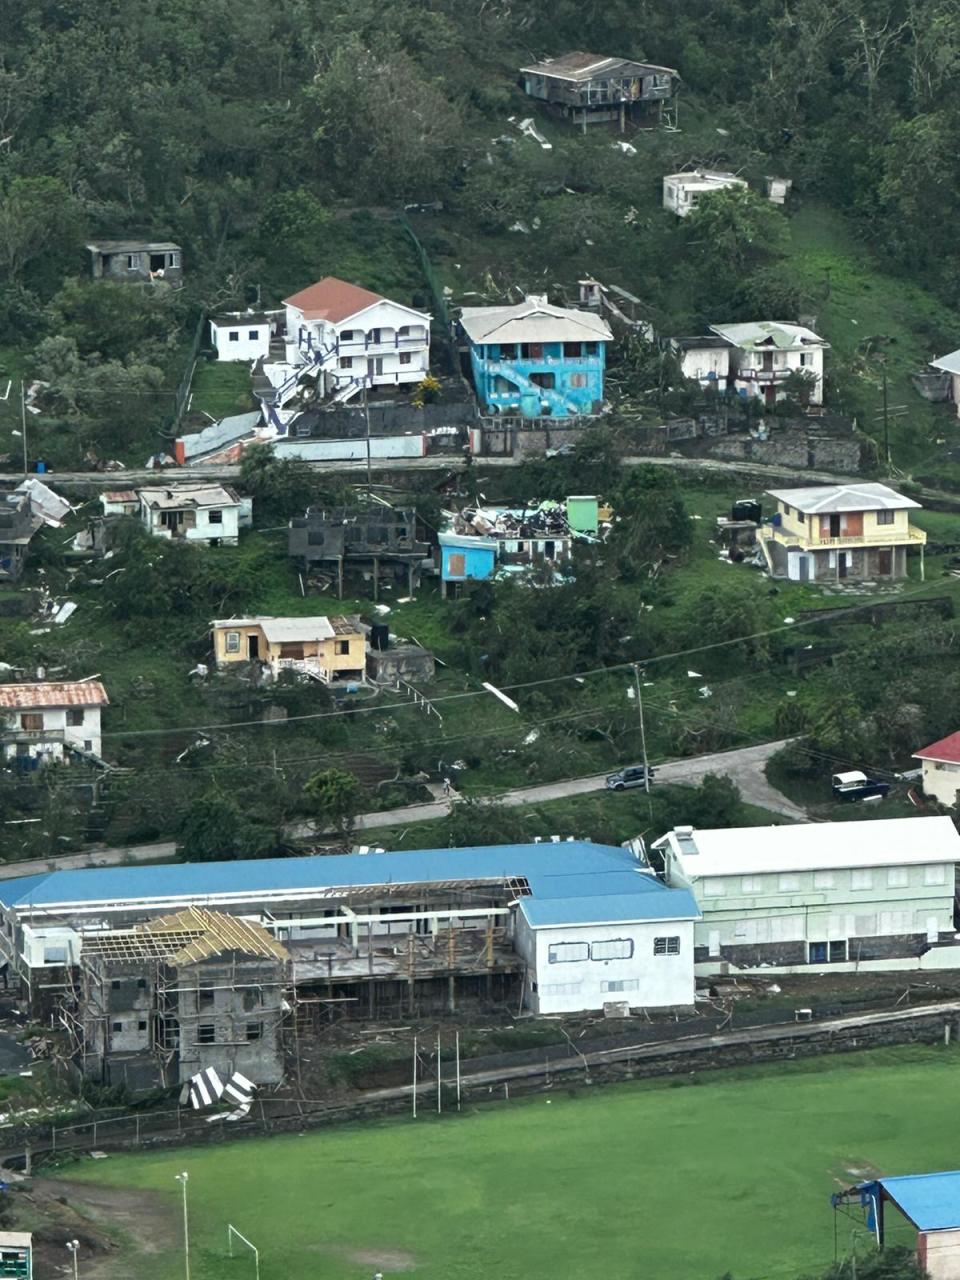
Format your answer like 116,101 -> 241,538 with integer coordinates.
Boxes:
177,790 -> 277,861
608,465 -> 693,578
0,176 -> 83,285
238,443 -> 318,523
304,767 -> 361,837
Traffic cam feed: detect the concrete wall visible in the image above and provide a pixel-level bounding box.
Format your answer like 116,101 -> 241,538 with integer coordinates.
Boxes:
922,760 -> 960,808
143,502 -> 240,546
173,955 -> 285,1086
1,705 -> 103,761
525,919 -> 695,1015
707,432 -> 862,472
918,1228 -> 960,1280
211,320 -> 272,362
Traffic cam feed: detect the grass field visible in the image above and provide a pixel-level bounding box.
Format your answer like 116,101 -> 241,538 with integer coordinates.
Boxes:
69,1044 -> 958,1280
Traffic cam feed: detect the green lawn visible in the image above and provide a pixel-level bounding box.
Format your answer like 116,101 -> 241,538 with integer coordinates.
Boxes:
189,361 -> 256,420
69,1044 -> 959,1280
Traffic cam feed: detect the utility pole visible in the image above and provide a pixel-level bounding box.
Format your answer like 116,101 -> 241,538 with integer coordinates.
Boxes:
632,664 -> 650,794
363,380 -> 372,491
881,359 -> 889,466
19,379 -> 28,475
412,1034 -> 417,1119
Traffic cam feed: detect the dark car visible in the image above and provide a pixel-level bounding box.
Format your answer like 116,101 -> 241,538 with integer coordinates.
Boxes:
606,765 -> 656,791
832,770 -> 891,802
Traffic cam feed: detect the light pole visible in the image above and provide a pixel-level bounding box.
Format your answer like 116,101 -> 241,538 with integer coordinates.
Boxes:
66,1239 -> 79,1280
175,1171 -> 190,1280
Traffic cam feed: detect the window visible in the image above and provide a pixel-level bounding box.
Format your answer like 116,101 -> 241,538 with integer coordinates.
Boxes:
808,941 -> 827,963
529,372 -> 555,389
741,876 -> 765,893
799,352 -> 812,366
569,372 -> 587,388
43,946 -> 67,964
548,941 -> 589,964
876,509 -> 895,525
782,504 -> 792,517
887,867 -> 908,888
248,330 -> 259,341
138,1020 -> 147,1032
590,938 -> 633,961
602,979 -> 639,993
246,1023 -> 263,1041
398,326 -> 410,337
778,874 -> 801,892
653,936 -> 681,956
563,342 -> 582,357
701,878 -> 725,897
225,630 -> 241,654
925,865 -> 947,886
198,988 -> 215,1010
206,509 -> 223,527
228,331 -> 239,342
851,869 -> 873,890
339,356 -> 353,369
540,982 -> 583,996
813,871 -> 834,889
112,1021 -> 123,1033
20,713 -> 42,731
307,530 -> 324,546
126,254 -> 138,270
367,328 -> 381,345
798,511 -> 806,522
498,343 -> 517,360
84,739 -> 92,752
335,640 -> 350,655
399,352 -> 412,365
340,329 -> 355,341
197,1024 -> 216,1044
137,978 -> 146,989
67,709 -> 85,726
520,342 -> 543,359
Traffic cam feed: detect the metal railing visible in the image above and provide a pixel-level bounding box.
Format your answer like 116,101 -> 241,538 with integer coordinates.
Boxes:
767,525 -> 927,549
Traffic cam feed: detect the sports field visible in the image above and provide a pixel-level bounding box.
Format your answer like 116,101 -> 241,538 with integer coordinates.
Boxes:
69,1046 -> 956,1280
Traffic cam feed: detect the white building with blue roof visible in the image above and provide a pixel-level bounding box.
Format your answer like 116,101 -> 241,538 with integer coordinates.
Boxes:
0,841 -> 699,1018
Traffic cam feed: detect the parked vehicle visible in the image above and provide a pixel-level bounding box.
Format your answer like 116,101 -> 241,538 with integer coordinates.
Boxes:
832,770 -> 891,802
606,765 -> 656,791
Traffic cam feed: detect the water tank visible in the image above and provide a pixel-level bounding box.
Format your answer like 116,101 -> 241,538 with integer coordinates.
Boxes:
731,499 -> 761,523
519,391 -> 541,419
370,623 -> 389,652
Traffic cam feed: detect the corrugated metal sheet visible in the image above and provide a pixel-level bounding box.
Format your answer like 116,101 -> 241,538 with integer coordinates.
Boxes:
460,299 -> 612,345
520,887 -> 699,927
873,1172 -> 960,1231
0,681 -> 109,709
766,482 -> 920,514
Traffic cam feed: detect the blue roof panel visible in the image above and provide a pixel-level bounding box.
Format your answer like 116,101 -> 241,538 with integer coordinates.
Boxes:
520,887 -> 700,927
0,841 -> 697,927
878,1173 -> 960,1231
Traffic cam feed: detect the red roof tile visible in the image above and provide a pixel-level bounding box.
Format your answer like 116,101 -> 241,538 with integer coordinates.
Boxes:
0,681 -> 109,709
914,731 -> 960,764
283,277 -> 385,323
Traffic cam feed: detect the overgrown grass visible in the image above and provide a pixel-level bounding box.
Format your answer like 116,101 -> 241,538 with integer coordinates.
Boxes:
70,1043 -> 960,1280
188,361 -> 256,420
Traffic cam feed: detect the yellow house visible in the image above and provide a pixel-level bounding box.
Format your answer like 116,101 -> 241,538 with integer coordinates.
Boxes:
762,482 -> 925,583
211,615 -> 366,683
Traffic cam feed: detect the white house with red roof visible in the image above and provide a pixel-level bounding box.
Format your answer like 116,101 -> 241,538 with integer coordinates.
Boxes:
914,732 -> 960,808
0,680 -> 110,767
253,277 -> 431,420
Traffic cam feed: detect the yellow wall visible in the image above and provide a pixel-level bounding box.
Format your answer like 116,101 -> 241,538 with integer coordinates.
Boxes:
777,501 -> 911,541
212,624 -> 365,672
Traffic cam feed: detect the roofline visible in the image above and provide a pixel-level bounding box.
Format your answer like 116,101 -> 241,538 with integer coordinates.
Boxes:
285,296 -> 431,325
913,751 -> 960,765
523,910 -> 700,928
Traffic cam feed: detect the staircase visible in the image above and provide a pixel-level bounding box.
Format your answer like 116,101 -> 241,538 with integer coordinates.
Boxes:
484,360 -> 581,417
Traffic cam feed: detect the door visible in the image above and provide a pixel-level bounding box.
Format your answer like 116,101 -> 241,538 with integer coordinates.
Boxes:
829,514 -> 841,537
544,540 -> 556,559
838,552 -> 848,579
708,930 -> 721,958
878,548 -> 893,575
367,356 -> 383,379
247,634 -> 260,660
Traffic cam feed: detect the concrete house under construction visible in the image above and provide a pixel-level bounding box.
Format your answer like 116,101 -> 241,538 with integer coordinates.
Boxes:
67,907 -> 289,1091
288,506 -> 430,599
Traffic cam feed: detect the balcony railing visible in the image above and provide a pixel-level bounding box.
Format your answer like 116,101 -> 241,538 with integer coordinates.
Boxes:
767,525 -> 927,549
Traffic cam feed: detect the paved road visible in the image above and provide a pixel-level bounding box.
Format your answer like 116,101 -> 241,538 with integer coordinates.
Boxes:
349,737 -> 804,833
0,739 -> 800,879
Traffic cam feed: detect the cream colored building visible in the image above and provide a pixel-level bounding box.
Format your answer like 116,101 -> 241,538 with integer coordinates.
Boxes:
914,732 -> 960,808
762,482 -> 926,583
211,615 -> 365,683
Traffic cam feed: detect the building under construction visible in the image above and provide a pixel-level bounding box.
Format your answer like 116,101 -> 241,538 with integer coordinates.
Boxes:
0,843 -> 699,1090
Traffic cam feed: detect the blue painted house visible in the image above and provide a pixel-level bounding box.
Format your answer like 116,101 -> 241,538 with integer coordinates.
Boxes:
438,532 -> 497,595
459,295 -> 613,418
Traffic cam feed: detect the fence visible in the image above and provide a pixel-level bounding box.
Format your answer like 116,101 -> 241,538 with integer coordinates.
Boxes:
161,309 -> 207,442
396,214 -> 457,375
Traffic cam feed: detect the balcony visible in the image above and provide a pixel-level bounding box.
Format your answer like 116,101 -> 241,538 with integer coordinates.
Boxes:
766,524 -> 927,550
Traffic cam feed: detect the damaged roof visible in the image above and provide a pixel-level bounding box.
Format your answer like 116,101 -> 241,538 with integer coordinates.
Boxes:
709,321 -> 829,350
177,411 -> 261,463
82,905 -> 288,965
520,51 -> 677,81
86,239 -> 180,253
766,481 -> 920,514
139,484 -> 240,510
0,841 -> 700,926
0,680 -> 109,709
460,296 -> 613,345
211,615 -> 362,643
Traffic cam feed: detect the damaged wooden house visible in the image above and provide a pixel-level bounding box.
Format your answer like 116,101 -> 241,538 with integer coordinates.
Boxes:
288,505 -> 430,599
520,52 -> 679,131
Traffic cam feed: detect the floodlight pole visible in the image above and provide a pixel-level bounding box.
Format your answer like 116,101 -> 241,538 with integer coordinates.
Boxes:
66,1240 -> 79,1280
455,1030 -> 461,1111
436,1033 -> 441,1114
175,1171 -> 190,1280
412,1034 -> 418,1119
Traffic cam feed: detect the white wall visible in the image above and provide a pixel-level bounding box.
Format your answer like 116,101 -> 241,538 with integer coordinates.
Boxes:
733,345 -> 825,405
211,320 -> 272,362
679,346 -> 730,384
274,434 -> 427,462
284,298 -> 431,392
524,918 -> 695,1015
22,925 -> 81,967
922,759 -> 960,808
2,705 -> 103,760
144,504 -> 240,545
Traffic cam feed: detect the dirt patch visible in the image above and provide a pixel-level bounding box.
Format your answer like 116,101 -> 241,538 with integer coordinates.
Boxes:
20,1174 -> 177,1279
316,1243 -> 418,1272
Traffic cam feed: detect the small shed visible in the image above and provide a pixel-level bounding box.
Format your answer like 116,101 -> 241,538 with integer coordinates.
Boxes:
86,240 -> 182,285
833,1171 -> 960,1280
0,1231 -> 33,1279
